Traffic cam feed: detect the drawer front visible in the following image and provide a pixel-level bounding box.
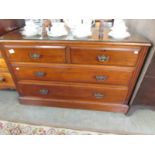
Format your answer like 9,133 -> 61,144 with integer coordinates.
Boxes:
18,82 -> 128,104
13,65 -> 133,86
0,50 -> 7,68
0,58 -> 7,68
0,72 -> 15,87
5,46 -> 66,63
70,47 -> 140,66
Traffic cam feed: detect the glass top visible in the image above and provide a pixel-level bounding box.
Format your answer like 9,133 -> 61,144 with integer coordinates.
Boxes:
0,21 -> 150,46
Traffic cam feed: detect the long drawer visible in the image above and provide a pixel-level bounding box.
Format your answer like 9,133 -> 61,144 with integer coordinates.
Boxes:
5,46 -> 66,63
13,64 -> 134,86
70,47 -> 140,66
18,82 -> 128,104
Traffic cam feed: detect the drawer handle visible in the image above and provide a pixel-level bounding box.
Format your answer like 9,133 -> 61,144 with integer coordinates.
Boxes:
97,55 -> 109,62
35,72 -> 46,77
30,53 -> 41,59
0,77 -> 5,82
39,89 -> 49,95
96,75 -> 107,81
94,93 -> 104,99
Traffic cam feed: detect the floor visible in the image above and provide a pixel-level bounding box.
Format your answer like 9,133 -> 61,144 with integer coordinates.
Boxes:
0,90 -> 155,134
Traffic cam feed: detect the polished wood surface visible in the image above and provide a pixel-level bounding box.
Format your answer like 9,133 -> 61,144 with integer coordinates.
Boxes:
70,47 -> 140,66
0,50 -> 15,89
0,19 -> 24,89
5,45 -> 66,63
0,72 -> 15,89
0,56 -> 7,68
18,81 -> 128,104
12,64 -> 133,86
19,96 -> 129,113
0,21 -> 151,113
0,50 -> 7,68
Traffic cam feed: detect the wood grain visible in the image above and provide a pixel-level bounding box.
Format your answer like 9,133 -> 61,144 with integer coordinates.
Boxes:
5,45 -> 66,63
19,96 -> 129,113
18,81 -> 128,104
0,71 -> 15,89
0,49 -> 15,89
12,63 -> 134,86
70,47 -> 140,66
0,57 -> 7,68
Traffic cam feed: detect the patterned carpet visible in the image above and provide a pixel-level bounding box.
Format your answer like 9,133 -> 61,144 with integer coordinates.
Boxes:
0,120 -> 104,135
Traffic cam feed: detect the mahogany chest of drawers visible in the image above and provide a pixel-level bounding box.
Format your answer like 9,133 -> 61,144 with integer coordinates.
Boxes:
0,50 -> 15,89
0,26 -> 151,113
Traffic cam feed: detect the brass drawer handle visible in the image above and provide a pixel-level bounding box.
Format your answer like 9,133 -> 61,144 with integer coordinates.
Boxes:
94,92 -> 104,99
35,72 -> 46,77
30,53 -> 41,59
96,75 -> 107,81
39,89 -> 49,95
0,77 -> 5,83
97,55 -> 109,62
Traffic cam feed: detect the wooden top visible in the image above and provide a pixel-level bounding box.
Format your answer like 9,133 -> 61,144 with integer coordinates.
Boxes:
0,22 -> 151,46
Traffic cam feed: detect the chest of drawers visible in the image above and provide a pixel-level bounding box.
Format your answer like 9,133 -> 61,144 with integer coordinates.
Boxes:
1,41 -> 150,113
0,25 -> 151,113
0,19 -> 24,89
0,50 -> 15,89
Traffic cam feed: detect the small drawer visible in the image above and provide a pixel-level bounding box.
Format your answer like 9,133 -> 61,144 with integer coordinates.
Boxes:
5,46 -> 66,63
18,82 -> 128,104
70,47 -> 140,66
0,72 -> 15,88
13,64 -> 134,86
0,58 -> 7,68
0,50 -> 7,68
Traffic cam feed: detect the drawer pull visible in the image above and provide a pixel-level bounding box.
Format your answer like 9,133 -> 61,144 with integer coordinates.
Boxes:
0,77 -> 5,82
39,89 -> 49,95
35,72 -> 46,77
94,93 -> 104,99
30,53 -> 41,59
96,75 -> 107,81
97,55 -> 109,62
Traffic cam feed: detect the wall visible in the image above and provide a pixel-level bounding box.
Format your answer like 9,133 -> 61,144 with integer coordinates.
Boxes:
125,19 -> 155,105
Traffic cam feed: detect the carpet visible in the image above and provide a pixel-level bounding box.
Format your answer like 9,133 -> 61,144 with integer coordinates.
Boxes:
0,120 -> 104,135
1,90 -> 155,134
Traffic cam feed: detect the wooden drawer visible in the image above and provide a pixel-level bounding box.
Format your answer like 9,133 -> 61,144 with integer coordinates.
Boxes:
0,72 -> 15,88
5,46 -> 66,63
70,47 -> 140,66
0,50 -> 7,68
0,58 -> 7,68
18,82 -> 128,104
13,64 -> 134,86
